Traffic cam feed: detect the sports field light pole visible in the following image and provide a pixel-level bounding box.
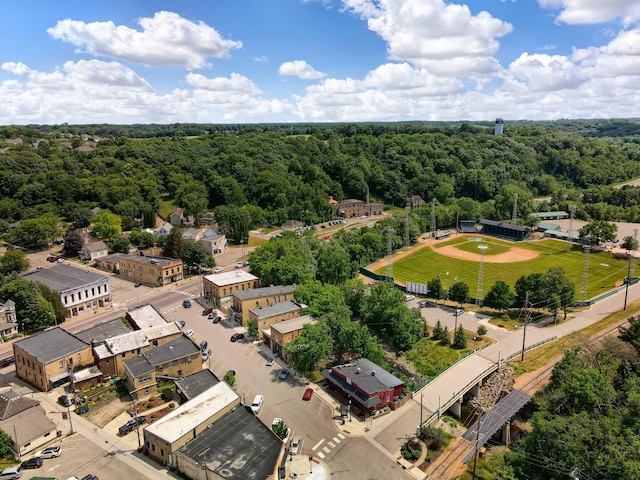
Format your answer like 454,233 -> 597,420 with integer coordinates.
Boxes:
476,245 -> 488,305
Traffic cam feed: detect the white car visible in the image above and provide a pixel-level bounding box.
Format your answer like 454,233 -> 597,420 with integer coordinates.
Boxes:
405,295 -> 415,302
290,435 -> 301,455
250,394 -> 264,414
36,445 -> 61,458
185,329 -> 194,338
213,266 -> 223,273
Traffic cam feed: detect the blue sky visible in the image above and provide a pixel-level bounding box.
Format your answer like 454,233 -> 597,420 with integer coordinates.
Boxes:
1,0 -> 639,124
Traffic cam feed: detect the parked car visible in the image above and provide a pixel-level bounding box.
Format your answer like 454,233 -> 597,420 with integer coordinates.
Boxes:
454,308 -> 464,316
77,405 -> 89,414
0,356 -> 15,367
118,415 -> 146,435
81,475 -> 99,480
58,395 -> 73,407
36,446 -> 61,458
202,308 -> 213,316
47,255 -> 59,262
199,340 -> 208,351
134,282 -> 141,287
182,299 -> 192,308
213,266 -> 224,273
404,294 -> 416,302
212,316 -> 222,323
0,466 -> 22,479
302,388 -> 314,401
21,457 -> 43,469
418,301 -> 429,308
175,320 -> 186,330
202,348 -> 212,361
250,394 -> 264,414
230,333 -> 245,342
278,369 -> 290,380
289,436 -> 301,455
265,358 -> 274,367
227,369 -> 236,376
185,329 -> 194,338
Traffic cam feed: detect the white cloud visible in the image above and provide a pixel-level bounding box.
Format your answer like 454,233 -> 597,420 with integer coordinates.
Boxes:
537,0 -> 640,26
278,60 -> 326,79
507,53 -> 584,91
47,11 -> 243,69
341,0 -> 512,76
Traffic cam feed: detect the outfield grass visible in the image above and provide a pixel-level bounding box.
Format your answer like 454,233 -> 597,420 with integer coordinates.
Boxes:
379,237 -> 630,300
448,238 -> 512,256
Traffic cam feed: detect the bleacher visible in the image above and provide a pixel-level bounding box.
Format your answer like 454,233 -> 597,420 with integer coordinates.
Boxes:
479,219 -> 531,241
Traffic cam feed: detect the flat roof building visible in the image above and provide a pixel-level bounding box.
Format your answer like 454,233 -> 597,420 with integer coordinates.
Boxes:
203,270 -> 259,312
126,304 -> 169,330
231,284 -> 296,327
143,382 -> 241,466
248,301 -> 304,339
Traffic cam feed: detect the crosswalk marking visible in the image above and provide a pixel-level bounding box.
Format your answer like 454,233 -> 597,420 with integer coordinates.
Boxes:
322,446 -> 330,454
338,433 -> 345,439
328,441 -> 335,448
312,439 -> 325,451
317,452 -> 325,459
333,437 -> 341,444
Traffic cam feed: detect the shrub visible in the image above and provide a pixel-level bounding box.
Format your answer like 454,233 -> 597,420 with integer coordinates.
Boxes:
401,442 -> 421,462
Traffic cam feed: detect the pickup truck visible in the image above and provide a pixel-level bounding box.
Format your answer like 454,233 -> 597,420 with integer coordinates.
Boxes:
118,415 -> 146,435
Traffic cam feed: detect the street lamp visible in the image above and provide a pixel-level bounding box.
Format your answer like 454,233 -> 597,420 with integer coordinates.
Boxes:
473,337 -> 477,352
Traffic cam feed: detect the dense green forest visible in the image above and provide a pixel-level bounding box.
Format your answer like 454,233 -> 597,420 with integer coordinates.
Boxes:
2,119 -> 640,247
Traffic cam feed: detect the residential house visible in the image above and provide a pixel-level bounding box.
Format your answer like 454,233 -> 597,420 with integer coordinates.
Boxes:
174,370 -> 219,404
199,228 -> 227,255
169,208 -> 185,226
143,382 -> 241,466
230,285 -> 296,327
202,270 -> 259,311
0,300 -> 17,338
321,358 -> 405,417
406,195 -> 425,209
154,222 -> 173,239
22,263 -> 111,317
0,389 -> 57,458
13,328 -> 93,391
174,406 -> 284,480
248,301 -> 304,339
198,212 -> 215,226
93,322 -> 182,377
79,240 -> 108,261
117,254 -> 183,286
124,335 -> 202,399
334,199 -> 383,218
265,315 -> 317,360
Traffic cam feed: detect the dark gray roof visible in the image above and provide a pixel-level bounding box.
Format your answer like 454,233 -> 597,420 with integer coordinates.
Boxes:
125,355 -> 153,377
14,327 -> 89,363
22,263 -> 108,292
324,358 -> 404,397
120,254 -> 179,268
174,369 -> 219,401
178,406 -> 282,480
480,219 -> 530,232
232,285 -> 295,301
0,389 -> 40,420
249,301 -> 301,318
142,335 -> 200,366
74,318 -> 132,345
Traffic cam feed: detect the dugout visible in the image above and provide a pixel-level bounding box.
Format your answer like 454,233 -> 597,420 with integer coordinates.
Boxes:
479,219 -> 531,241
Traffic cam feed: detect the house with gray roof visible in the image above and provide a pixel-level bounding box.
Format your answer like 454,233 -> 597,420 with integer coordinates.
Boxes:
231,284 -> 296,325
126,303 -> 168,330
73,318 -> 132,345
321,358 -> 405,417
0,389 -> 57,457
79,240 -> 108,261
124,335 -> 202,399
22,263 -> 111,317
13,327 -> 93,391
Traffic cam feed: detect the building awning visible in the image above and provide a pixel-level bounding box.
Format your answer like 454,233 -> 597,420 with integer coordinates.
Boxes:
50,371 -> 69,383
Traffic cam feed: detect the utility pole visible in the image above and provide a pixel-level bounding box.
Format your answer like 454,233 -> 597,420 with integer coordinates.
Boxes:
431,198 -> 437,238
521,292 -> 530,361
386,228 -> 394,280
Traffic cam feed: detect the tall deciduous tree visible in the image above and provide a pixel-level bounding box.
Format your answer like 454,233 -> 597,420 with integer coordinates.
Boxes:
182,239 -> 214,272
578,220 -> 617,245
91,210 -> 122,240
543,266 -> 575,321
426,277 -> 446,303
448,281 -> 470,305
484,281 -> 515,312
0,250 -> 29,274
285,322 -> 333,376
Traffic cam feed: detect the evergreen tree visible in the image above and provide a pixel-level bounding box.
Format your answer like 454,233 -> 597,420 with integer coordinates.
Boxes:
442,326 -> 451,346
164,226 -> 184,260
453,324 -> 467,349
432,319 -> 444,341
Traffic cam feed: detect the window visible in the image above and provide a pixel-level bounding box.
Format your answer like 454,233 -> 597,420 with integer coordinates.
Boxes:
172,360 -> 178,366
151,444 -> 155,451
122,353 -> 126,358
59,360 -> 64,368
160,449 -> 164,457
145,388 -> 150,394
63,296 -> 68,304
44,432 -> 50,437
187,355 -> 192,363
152,340 -> 158,346
91,288 -> 95,296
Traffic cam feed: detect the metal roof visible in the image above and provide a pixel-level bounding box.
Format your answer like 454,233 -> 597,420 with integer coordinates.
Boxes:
141,335 -> 200,366
126,304 -> 168,330
74,318 -> 132,345
248,301 -> 302,319
22,263 -> 108,292
174,370 -> 220,401
232,284 -> 295,301
14,327 -> 89,363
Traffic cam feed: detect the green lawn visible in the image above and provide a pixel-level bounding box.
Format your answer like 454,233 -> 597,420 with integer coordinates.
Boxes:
379,238 -> 630,300
444,237 -> 512,256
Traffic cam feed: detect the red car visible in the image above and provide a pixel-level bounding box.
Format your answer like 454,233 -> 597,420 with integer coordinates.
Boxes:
302,388 -> 314,401
202,308 -> 213,316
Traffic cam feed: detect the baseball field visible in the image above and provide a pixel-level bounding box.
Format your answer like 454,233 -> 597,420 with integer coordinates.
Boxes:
375,235 -> 631,301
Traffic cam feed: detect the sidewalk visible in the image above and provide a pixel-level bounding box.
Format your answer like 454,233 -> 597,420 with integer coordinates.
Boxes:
286,454 -> 330,479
